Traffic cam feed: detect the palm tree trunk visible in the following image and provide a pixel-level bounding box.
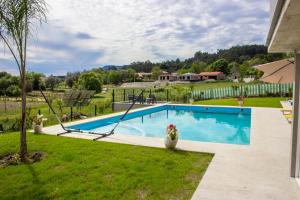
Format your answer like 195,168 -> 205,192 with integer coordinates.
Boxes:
20,72 -> 27,161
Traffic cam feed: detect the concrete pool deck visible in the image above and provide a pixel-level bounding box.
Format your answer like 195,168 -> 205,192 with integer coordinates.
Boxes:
42,106 -> 300,200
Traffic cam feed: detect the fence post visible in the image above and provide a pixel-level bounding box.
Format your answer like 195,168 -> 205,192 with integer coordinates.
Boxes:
70,107 -> 73,121
94,105 -> 97,116
149,89 -> 152,96
38,109 -> 41,115
112,89 -> 115,112
141,90 -> 144,104
123,89 -> 126,102
279,84 -> 282,97
132,89 -> 135,96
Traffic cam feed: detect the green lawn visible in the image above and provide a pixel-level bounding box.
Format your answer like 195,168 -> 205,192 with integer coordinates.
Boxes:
166,81 -> 240,90
0,92 -> 113,131
0,133 -> 213,200
194,97 -> 287,108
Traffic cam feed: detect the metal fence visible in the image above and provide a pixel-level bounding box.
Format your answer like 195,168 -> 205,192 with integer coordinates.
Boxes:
112,88 -> 194,104
112,88 -> 169,103
192,83 -> 293,100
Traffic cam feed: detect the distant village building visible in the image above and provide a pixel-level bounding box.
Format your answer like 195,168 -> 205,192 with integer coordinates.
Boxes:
158,72 -> 178,81
199,72 -> 225,81
230,72 -> 240,80
178,73 -> 201,81
158,71 -> 225,82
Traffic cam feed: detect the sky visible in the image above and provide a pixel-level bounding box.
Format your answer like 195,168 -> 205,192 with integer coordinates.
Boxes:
0,0 -> 270,75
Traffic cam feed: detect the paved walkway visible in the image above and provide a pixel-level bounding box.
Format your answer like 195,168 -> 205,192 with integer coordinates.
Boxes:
42,107 -> 300,200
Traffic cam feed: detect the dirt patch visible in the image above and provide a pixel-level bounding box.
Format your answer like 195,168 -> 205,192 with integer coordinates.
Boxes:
0,151 -> 45,167
136,188 -> 150,200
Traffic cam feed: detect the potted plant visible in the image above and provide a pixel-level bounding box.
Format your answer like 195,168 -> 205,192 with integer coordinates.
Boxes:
165,124 -> 179,149
237,96 -> 244,107
32,115 -> 46,134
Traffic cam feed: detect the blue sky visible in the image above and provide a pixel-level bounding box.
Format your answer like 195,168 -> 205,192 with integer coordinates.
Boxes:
0,0 -> 270,75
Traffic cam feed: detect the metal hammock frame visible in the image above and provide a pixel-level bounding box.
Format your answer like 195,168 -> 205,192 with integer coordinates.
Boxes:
40,89 -> 144,141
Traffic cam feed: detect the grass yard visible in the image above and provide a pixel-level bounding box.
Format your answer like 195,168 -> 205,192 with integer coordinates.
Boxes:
166,81 -> 240,90
0,92 -> 113,132
0,133 -> 213,200
194,97 -> 287,108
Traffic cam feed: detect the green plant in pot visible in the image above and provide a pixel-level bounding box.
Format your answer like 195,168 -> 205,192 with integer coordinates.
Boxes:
32,115 -> 47,134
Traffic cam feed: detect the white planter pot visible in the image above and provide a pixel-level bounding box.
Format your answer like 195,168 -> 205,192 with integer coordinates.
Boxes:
164,135 -> 178,149
33,124 -> 43,134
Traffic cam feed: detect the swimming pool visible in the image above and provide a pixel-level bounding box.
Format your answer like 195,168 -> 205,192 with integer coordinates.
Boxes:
69,105 -> 251,145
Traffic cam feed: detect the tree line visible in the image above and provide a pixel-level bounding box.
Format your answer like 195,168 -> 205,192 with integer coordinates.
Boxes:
0,44 -> 289,97
104,44 -> 287,79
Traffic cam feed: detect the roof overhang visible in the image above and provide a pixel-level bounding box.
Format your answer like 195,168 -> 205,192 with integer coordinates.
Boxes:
267,0 -> 300,53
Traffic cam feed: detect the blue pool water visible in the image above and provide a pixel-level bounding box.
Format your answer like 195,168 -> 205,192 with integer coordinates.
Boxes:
69,105 -> 251,145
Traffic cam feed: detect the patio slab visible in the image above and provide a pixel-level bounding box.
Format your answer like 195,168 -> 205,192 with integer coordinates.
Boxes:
42,106 -> 300,200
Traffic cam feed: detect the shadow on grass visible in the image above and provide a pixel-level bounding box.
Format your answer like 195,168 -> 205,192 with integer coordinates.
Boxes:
26,164 -> 50,199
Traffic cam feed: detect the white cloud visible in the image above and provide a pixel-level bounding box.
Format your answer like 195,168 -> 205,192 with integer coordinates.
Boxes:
27,45 -> 72,63
0,0 -> 270,75
0,64 -> 19,75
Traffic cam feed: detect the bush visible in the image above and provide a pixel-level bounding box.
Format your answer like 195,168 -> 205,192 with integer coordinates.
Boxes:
79,72 -> 102,93
6,85 -> 21,97
0,107 -> 33,132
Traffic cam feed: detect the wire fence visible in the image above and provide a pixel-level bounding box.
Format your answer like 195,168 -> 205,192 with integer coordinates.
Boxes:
112,83 -> 294,104
192,83 -> 293,100
112,87 -> 193,103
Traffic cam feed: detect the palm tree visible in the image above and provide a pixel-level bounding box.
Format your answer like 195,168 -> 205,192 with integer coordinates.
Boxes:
0,0 -> 47,161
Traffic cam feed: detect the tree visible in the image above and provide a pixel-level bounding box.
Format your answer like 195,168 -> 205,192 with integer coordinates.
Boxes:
0,0 -> 47,161
151,66 -> 161,80
127,68 -> 136,82
78,72 -> 102,93
0,72 -> 20,96
26,72 -> 44,90
0,73 -> 12,93
210,59 -> 230,75
108,70 -> 122,84
25,72 -> 33,92
32,72 -> 44,90
65,72 -> 80,88
45,75 -> 58,91
177,68 -> 189,74
7,85 -> 21,96
189,61 -> 207,73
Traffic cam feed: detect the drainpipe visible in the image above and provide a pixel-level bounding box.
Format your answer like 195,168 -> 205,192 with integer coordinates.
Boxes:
291,52 -> 300,177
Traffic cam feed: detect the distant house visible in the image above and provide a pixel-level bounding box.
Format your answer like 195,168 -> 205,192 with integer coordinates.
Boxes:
199,72 -> 225,81
158,71 -> 225,82
178,73 -> 201,81
230,72 -> 240,80
158,72 -> 178,81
